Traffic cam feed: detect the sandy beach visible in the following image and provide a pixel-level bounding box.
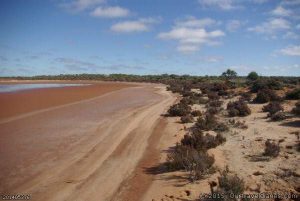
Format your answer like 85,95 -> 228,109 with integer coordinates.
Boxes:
0,82 -> 176,201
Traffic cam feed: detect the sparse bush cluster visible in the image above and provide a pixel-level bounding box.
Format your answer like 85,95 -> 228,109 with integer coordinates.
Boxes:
163,74 -> 299,184
227,100 -> 251,117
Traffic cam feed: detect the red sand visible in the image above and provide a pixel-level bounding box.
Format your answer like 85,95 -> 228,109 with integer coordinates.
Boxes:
0,82 -> 133,120
0,82 -> 176,201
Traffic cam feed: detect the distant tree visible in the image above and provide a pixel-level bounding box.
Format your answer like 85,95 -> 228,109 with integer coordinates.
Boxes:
247,71 -> 259,80
221,69 -> 237,79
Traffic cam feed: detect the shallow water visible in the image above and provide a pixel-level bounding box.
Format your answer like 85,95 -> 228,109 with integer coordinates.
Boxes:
0,83 -> 88,93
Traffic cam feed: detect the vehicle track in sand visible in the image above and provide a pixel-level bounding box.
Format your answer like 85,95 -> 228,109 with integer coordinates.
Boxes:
0,84 -> 176,201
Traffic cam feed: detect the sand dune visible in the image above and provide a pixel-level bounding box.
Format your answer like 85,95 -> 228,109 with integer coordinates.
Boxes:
0,83 -> 176,201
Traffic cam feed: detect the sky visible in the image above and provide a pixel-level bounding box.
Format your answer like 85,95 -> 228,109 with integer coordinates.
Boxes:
0,0 -> 300,76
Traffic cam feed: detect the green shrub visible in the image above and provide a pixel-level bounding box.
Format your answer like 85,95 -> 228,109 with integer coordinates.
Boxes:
168,103 -> 191,116
247,71 -> 259,80
286,88 -> 300,100
264,140 -> 280,157
262,102 -> 283,115
227,100 -> 251,117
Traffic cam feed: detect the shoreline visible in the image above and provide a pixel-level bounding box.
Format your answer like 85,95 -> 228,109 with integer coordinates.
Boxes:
0,82 -> 136,120
0,83 -> 176,201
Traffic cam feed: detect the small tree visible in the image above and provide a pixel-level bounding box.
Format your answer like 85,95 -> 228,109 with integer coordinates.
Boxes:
221,69 -> 237,79
247,71 -> 259,80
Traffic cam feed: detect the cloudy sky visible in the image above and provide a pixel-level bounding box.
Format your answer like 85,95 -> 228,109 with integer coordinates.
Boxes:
0,0 -> 300,76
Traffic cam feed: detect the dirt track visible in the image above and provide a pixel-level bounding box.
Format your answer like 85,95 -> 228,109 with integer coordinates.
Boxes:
0,83 -> 176,201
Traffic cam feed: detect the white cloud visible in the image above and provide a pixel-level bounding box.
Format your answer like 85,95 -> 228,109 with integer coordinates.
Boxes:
177,45 -> 200,53
248,18 -> 290,34
61,0 -> 105,12
226,20 -> 242,32
158,25 -> 225,53
280,45 -> 300,56
111,18 -> 158,33
283,31 -> 299,39
281,0 -> 300,6
175,17 -> 219,28
271,6 -> 293,17
90,6 -> 130,18
201,56 -> 223,62
198,0 -> 237,10
253,0 -> 269,3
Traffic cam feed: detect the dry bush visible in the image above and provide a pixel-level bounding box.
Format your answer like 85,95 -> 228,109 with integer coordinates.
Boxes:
216,168 -> 245,199
214,122 -> 229,133
199,97 -> 209,104
253,89 -> 281,103
196,114 -> 228,132
168,103 -> 191,117
251,79 -> 282,93
181,130 -> 226,151
180,115 -> 194,123
191,110 -> 202,117
167,84 -> 183,93
262,101 -> 284,116
227,100 -> 251,117
180,97 -> 194,105
228,119 -> 248,129
196,114 -> 218,131
211,82 -> 229,92
206,107 -> 220,115
166,145 -> 215,180
270,111 -> 287,121
285,88 -> 300,100
264,140 -> 280,157
292,101 -> 300,115
207,92 -> 220,100
239,92 -> 252,102
208,100 -> 223,108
